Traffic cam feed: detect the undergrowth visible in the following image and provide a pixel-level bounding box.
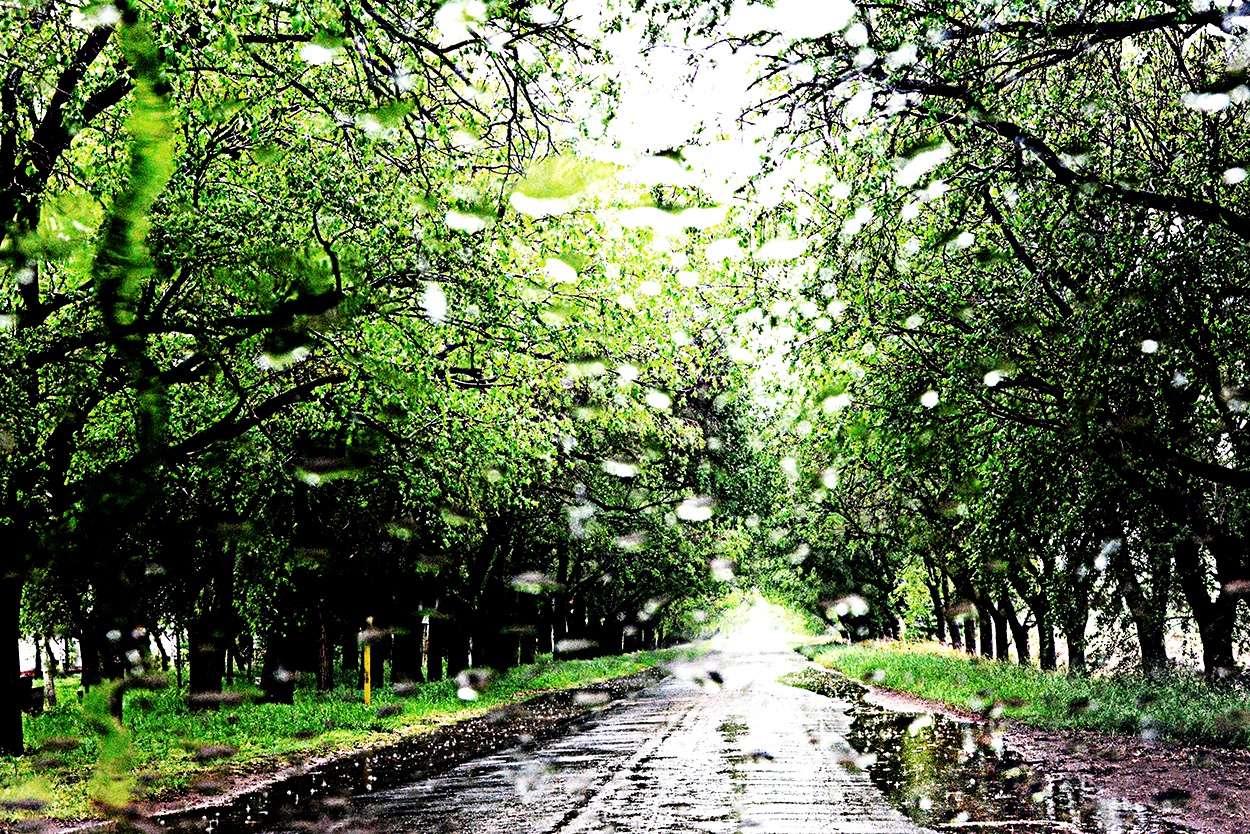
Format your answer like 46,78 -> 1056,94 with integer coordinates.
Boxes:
803,641 -> 1250,750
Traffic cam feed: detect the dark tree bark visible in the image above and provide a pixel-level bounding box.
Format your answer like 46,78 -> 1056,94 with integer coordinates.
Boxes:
1065,628 -> 1087,675
928,579 -> 947,643
391,619 -> 425,684
174,627 -> 183,691
1002,594 -> 1031,666
261,635 -> 295,705
1037,610 -> 1057,671
1174,536 -> 1240,679
1,573 -> 22,755
986,596 -> 1010,662
42,636 -> 58,709
425,617 -> 444,682
316,599 -> 334,693
442,615 -> 468,678
962,618 -> 976,655
976,601 -> 994,659
79,626 -> 101,690
152,631 -> 170,672
1114,548 -> 1170,673
187,615 -> 226,698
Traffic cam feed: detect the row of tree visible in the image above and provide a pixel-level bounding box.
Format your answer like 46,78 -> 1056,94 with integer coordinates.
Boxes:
1,0 -> 783,756
674,0 -> 1250,677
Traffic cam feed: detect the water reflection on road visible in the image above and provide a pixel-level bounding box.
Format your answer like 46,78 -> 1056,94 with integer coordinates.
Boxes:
165,618 -> 1189,834
345,644 -> 926,834
785,667 -> 1187,834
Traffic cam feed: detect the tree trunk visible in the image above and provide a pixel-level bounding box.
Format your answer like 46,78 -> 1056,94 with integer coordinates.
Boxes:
152,630 -> 170,672
976,602 -> 994,659
1119,570 -> 1169,673
928,579 -> 946,643
391,621 -> 425,684
519,625 -> 537,665
1037,609 -> 1057,671
425,617 -> 444,682
187,616 -> 226,697
42,636 -> 57,709
987,598 -> 1009,662
445,621 -> 468,678
1002,596 -> 1031,666
316,599 -> 334,693
1173,536 -> 1240,679
962,618 -> 976,655
260,635 -> 295,705
1,574 -> 23,755
79,621 -> 101,691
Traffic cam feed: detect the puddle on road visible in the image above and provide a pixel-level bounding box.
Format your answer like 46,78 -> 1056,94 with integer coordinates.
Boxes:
147,670 -> 661,834
783,667 -> 1190,834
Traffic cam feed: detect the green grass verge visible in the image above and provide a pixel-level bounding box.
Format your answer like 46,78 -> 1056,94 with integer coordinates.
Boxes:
803,641 -> 1250,749
1,649 -> 677,821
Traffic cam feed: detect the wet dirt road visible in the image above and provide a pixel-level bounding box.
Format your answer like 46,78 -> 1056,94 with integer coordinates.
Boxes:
343,645 -> 927,834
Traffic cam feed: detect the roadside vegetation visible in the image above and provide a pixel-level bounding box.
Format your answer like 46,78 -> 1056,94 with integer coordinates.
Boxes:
804,642 -> 1250,750
1,650 -> 675,822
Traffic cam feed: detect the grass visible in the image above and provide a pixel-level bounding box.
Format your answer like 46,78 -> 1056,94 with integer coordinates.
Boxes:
1,649 -> 677,821
803,640 -> 1250,750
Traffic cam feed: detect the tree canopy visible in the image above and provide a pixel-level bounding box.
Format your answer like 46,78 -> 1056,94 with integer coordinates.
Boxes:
3,0 -> 1250,765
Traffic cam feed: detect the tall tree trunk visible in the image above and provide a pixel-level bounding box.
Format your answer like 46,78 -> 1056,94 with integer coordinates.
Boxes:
445,621 -> 468,678
42,635 -> 58,710
187,615 -> 226,698
928,580 -> 947,643
391,619 -> 425,684
976,602 -> 994,659
1065,624 -> 1087,675
1119,567 -> 1169,673
152,630 -> 170,672
1037,608 -> 1057,671
260,634 -> 295,705
1002,595 -> 1031,666
425,617 -> 444,682
1174,537 -> 1239,679
1,573 -> 23,755
987,598 -> 1009,662
316,599 -> 333,693
79,620 -> 101,691
948,616 -> 962,649
368,628 -> 387,688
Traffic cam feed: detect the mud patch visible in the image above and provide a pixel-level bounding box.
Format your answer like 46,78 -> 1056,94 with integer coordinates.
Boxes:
782,667 -> 1190,834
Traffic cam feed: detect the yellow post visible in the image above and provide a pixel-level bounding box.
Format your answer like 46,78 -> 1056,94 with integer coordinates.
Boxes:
363,616 -> 373,706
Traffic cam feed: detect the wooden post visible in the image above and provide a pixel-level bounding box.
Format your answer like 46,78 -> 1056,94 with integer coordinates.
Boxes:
363,616 -> 373,706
